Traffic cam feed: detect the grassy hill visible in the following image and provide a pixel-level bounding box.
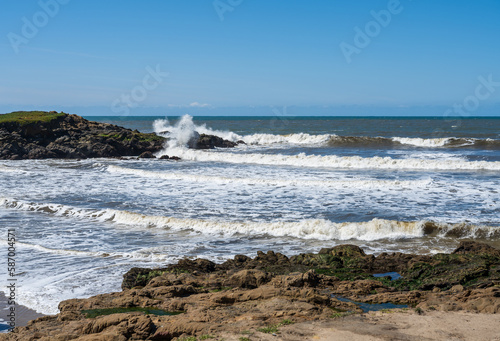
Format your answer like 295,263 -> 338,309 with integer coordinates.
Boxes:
0,111 -> 66,125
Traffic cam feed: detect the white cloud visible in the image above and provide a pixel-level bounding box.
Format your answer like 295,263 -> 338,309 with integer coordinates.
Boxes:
189,102 -> 211,108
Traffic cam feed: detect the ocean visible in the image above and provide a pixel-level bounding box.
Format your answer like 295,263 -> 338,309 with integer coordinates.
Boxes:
1,115 -> 499,318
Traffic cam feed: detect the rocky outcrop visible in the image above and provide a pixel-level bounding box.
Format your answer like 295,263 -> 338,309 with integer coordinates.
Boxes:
0,111 -> 242,160
187,132 -> 238,149
0,112 -> 165,160
122,242 -> 500,291
3,242 -> 499,341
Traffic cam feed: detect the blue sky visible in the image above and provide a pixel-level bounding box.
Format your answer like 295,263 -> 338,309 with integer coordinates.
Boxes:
1,0 -> 500,116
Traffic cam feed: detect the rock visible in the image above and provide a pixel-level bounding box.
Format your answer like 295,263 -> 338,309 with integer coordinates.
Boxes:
453,241 -> 500,257
226,269 -> 271,289
0,112 -> 166,160
159,155 -> 170,160
138,151 -> 155,159
5,243 -> 500,341
189,133 -> 237,149
450,284 -> 464,292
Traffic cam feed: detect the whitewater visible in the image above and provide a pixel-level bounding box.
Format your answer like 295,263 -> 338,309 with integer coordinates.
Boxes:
0,115 -> 499,317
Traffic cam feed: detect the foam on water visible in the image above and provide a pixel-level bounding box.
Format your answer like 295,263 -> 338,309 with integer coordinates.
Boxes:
153,115 -> 500,149
0,164 -> 28,174
2,241 -> 183,266
392,137 -> 457,147
107,165 -> 432,189
241,133 -> 331,145
2,197 -> 499,241
157,147 -> 500,171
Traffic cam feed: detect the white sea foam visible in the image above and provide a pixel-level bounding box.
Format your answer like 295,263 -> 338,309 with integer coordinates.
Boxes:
2,197 -> 498,241
153,115 -> 337,146
157,147 -> 500,171
0,240 -> 174,263
107,165 -> 431,189
241,133 -> 331,145
0,197 -> 108,220
154,115 -> 241,147
0,164 -> 28,174
392,137 -> 454,147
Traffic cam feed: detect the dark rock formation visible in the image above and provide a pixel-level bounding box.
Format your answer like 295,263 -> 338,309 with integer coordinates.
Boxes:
0,112 -> 166,160
187,132 -> 238,149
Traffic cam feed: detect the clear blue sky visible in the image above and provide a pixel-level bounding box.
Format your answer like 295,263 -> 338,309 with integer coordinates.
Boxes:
1,0 -> 500,116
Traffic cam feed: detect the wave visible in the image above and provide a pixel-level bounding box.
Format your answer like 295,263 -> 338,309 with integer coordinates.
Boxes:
0,240 -> 108,258
153,115 -> 500,150
0,240 -> 173,262
327,136 -> 500,149
241,133 -> 331,145
158,148 -> 500,171
1,197 -> 499,241
0,165 -> 28,174
107,165 -> 431,189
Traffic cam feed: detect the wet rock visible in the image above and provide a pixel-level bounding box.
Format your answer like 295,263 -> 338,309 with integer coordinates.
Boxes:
188,133 -> 237,149
453,241 -> 500,257
138,151 -> 155,159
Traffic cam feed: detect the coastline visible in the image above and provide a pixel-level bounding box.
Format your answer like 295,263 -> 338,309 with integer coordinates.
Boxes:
1,242 -> 499,340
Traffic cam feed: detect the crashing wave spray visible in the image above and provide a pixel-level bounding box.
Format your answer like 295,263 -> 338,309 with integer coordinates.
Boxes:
153,115 -> 241,149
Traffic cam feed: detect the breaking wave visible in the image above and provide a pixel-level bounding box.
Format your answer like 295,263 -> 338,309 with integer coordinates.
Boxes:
152,115 -> 500,149
0,164 -> 28,174
1,197 -> 499,241
158,148 -> 500,171
0,240 -> 173,262
328,136 -> 500,149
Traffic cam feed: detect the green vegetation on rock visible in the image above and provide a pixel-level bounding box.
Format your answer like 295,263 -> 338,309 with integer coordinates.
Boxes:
0,111 -> 65,125
99,132 -> 164,143
81,307 -> 183,318
257,320 -> 294,334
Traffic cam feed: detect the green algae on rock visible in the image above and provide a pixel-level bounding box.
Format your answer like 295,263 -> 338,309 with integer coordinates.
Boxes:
82,307 -> 183,318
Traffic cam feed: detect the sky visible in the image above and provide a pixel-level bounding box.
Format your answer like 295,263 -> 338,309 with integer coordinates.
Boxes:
1,0 -> 500,116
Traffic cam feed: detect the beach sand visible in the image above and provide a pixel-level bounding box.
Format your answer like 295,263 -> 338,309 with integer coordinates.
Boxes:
219,310 -> 500,341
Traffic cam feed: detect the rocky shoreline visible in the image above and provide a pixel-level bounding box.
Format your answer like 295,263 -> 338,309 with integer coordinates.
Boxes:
2,241 -> 499,340
0,111 -> 239,160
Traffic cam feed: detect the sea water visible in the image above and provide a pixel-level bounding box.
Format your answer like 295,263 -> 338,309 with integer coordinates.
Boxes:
0,115 -> 499,316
